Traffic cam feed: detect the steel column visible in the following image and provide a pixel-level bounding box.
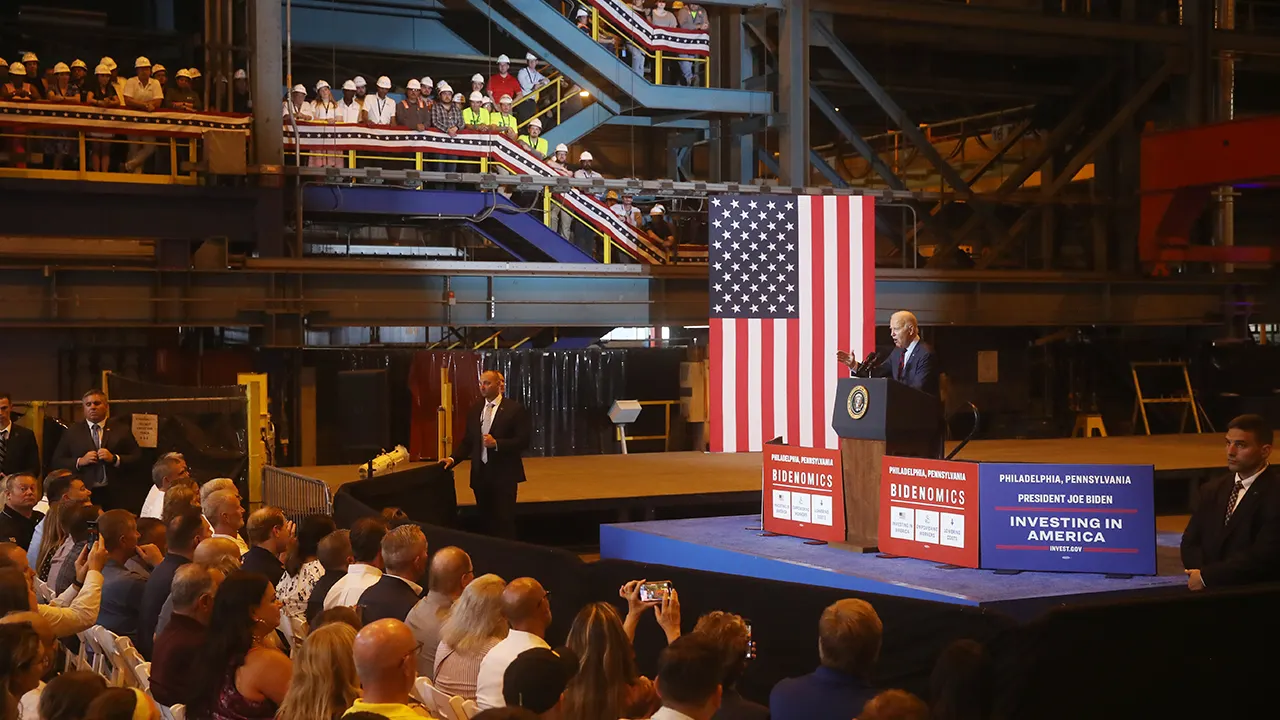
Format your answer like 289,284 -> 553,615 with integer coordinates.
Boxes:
810,88 -> 905,190
252,0 -> 284,168
777,0 -> 810,186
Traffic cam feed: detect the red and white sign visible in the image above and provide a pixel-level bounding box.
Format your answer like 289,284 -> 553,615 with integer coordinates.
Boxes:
878,456 -> 980,568
762,444 -> 846,543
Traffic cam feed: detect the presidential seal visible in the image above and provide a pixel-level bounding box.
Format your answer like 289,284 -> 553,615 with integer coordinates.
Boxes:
847,384 -> 869,420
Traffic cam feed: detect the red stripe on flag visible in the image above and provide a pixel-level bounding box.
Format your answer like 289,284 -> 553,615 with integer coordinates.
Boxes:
786,318 -> 800,447
709,320 -> 723,453
735,321 -> 750,452
837,197 -> 851,382
861,197 -> 876,353
761,320 -> 775,444
809,196 -> 827,446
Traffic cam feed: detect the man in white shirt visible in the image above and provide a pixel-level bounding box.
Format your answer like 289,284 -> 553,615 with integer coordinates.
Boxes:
405,545 -> 473,676
141,453 -> 190,520
337,79 -> 362,123
364,76 -> 396,126
0,538 -> 107,638
122,56 -> 164,173
476,577 -> 552,709
651,634 -> 724,720
324,516 -> 387,609
202,489 -> 247,554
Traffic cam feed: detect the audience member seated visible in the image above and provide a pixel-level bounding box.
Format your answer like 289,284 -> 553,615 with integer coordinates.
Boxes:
477,577 -> 553,709
650,633 -> 726,720
33,496 -> 86,583
277,514 -> 335,630
187,571 -> 291,720
141,453 -> 191,520
434,573 -> 508,700
161,483 -> 200,525
150,563 -> 221,708
691,611 -> 767,720
358,524 -> 427,624
240,507 -> 293,583
84,686 -> 163,720
137,516 -> 167,556
928,639 -> 992,720
37,670 -> 108,720
139,506 -> 209,659
501,646 -> 579,719
96,509 -> 163,645
769,599 -> 881,720
1181,413 -> 1280,589
0,473 -> 44,549
314,605 -> 363,633
344,618 -> 433,719
204,487 -> 248,555
858,690 -> 930,720
0,537 -> 106,638
277,622 -> 360,720
52,503 -> 102,594
155,535 -> 242,636
28,469 -> 89,571
308,529 -> 352,627
562,600 -> 665,720
406,545 -> 473,677
324,517 -> 388,610
2,610 -> 54,718
0,621 -> 48,719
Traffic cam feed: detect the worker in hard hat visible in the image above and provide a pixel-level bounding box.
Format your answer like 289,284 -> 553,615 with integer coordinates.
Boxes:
365,76 -> 396,126
165,69 -> 203,112
491,94 -> 519,139
488,54 -> 521,108
518,118 -> 548,159
123,57 -> 166,172
397,78 -> 430,131
470,73 -> 486,98
283,83 -> 312,120
545,143 -> 573,237
675,2 -> 709,86
574,150 -> 602,182
429,81 -> 463,186
646,204 -> 678,262
611,192 -> 643,227
336,80 -> 361,123
464,90 -> 492,130
20,52 -> 45,98
516,52 -> 551,124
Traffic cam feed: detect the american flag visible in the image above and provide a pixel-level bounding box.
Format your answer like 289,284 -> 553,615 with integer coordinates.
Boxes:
709,194 -> 876,452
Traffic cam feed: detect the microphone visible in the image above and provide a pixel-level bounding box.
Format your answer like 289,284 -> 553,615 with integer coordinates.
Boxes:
854,351 -> 878,377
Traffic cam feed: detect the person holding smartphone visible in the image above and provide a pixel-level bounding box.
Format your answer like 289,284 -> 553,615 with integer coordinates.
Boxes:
691,611 -> 767,720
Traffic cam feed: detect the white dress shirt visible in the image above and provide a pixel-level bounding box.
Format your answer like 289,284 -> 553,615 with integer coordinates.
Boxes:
123,76 -> 163,105
480,395 -> 502,463
337,98 -> 363,123
517,67 -> 547,96
140,485 -> 165,519
901,337 -> 920,367
324,563 -> 383,609
364,94 -> 396,125
1230,464 -> 1269,514
213,532 -> 249,555
651,708 -> 698,720
475,629 -> 550,709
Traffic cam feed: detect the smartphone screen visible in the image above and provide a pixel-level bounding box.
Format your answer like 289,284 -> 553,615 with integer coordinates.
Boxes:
745,620 -> 756,659
639,581 -> 672,603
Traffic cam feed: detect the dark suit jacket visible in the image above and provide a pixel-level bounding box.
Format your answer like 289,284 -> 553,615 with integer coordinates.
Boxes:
307,568 -> 346,626
139,553 -> 190,660
449,396 -> 530,486
357,574 -> 422,623
1181,465 -> 1280,587
872,341 -> 940,397
769,666 -> 875,720
0,424 -> 40,477
51,419 -> 142,505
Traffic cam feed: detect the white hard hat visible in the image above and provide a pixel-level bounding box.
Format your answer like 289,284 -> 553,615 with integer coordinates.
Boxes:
8,62 -> 26,76
190,68 -> 203,78
342,79 -> 356,90
526,53 -> 537,61
469,90 -> 484,102
22,52 -> 38,63
577,8 -> 588,17
471,73 -> 484,84
100,57 -> 117,71
650,204 -> 666,215
579,151 -> 593,161
353,76 -> 367,87
315,79 -> 330,90
499,94 -> 513,104
529,118 -> 542,129
407,78 -> 421,90
376,75 -> 391,89
135,56 -> 152,68
234,69 -> 248,81
176,68 -> 192,79
292,84 -> 306,94
152,64 -> 166,74
497,54 -> 510,64
53,62 -> 70,74
437,81 -> 452,93
555,143 -> 568,153
454,93 -> 463,103
71,59 -> 87,70
93,63 -> 110,75
421,76 -> 433,87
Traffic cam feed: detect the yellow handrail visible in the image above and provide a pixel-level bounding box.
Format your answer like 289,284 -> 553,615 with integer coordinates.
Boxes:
589,6 -> 711,88
0,127 -> 204,184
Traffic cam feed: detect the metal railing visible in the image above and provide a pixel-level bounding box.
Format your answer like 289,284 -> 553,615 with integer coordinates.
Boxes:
262,465 -> 334,524
616,399 -> 681,451
0,127 -> 202,185
585,5 -> 712,87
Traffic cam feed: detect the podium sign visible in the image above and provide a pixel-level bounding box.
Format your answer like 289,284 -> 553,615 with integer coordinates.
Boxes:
763,444 -> 847,543
878,456 -> 980,568
979,462 -> 1157,575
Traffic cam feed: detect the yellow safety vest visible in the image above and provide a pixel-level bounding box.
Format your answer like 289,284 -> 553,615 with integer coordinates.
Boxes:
520,135 -> 549,158
492,112 -> 518,133
463,107 -> 490,127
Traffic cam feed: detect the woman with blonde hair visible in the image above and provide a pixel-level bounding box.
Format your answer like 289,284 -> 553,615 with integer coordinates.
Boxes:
562,601 -> 664,720
276,622 -> 361,720
433,573 -> 507,699
34,498 -> 78,581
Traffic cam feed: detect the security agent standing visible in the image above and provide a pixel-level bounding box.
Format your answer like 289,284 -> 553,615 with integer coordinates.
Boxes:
440,371 -> 530,539
51,389 -> 142,512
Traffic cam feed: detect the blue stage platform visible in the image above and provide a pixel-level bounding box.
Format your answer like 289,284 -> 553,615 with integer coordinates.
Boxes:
600,515 -> 1189,619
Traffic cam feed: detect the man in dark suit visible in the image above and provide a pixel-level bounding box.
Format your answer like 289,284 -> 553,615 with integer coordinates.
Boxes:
51,389 -> 143,512
358,524 -> 428,623
0,393 -> 40,478
839,310 -> 939,397
1181,413 -> 1280,590
441,370 -> 530,539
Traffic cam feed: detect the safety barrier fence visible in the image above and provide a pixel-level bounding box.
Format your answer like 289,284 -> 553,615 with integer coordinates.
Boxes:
263,465 -> 334,524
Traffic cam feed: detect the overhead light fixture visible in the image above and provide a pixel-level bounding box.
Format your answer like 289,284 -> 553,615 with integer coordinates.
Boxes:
579,90 -> 590,97
835,107 -> 840,112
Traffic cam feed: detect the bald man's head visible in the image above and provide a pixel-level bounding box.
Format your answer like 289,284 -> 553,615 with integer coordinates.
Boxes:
479,370 -> 505,401
352,619 -> 418,702
193,536 -> 243,575
501,577 -> 552,636
427,546 -> 473,597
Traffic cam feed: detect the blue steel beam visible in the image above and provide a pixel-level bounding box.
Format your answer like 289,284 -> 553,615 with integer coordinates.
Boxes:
288,3 -> 482,57
542,103 -> 712,148
810,87 -> 905,190
502,0 -> 772,114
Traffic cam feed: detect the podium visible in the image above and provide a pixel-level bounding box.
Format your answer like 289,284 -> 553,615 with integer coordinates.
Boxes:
831,377 -> 942,550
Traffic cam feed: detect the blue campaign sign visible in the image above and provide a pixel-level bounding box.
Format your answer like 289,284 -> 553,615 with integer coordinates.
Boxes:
978,463 -> 1157,575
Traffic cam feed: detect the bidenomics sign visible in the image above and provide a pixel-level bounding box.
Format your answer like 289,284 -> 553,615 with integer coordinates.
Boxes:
978,463 -> 1157,575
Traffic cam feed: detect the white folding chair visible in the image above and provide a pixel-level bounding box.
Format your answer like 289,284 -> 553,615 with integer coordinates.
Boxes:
34,578 -> 54,603
455,698 -> 480,719
79,625 -> 110,677
94,626 -> 136,686
427,684 -> 464,720
125,656 -> 150,691
160,703 -> 185,720
412,677 -> 439,714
